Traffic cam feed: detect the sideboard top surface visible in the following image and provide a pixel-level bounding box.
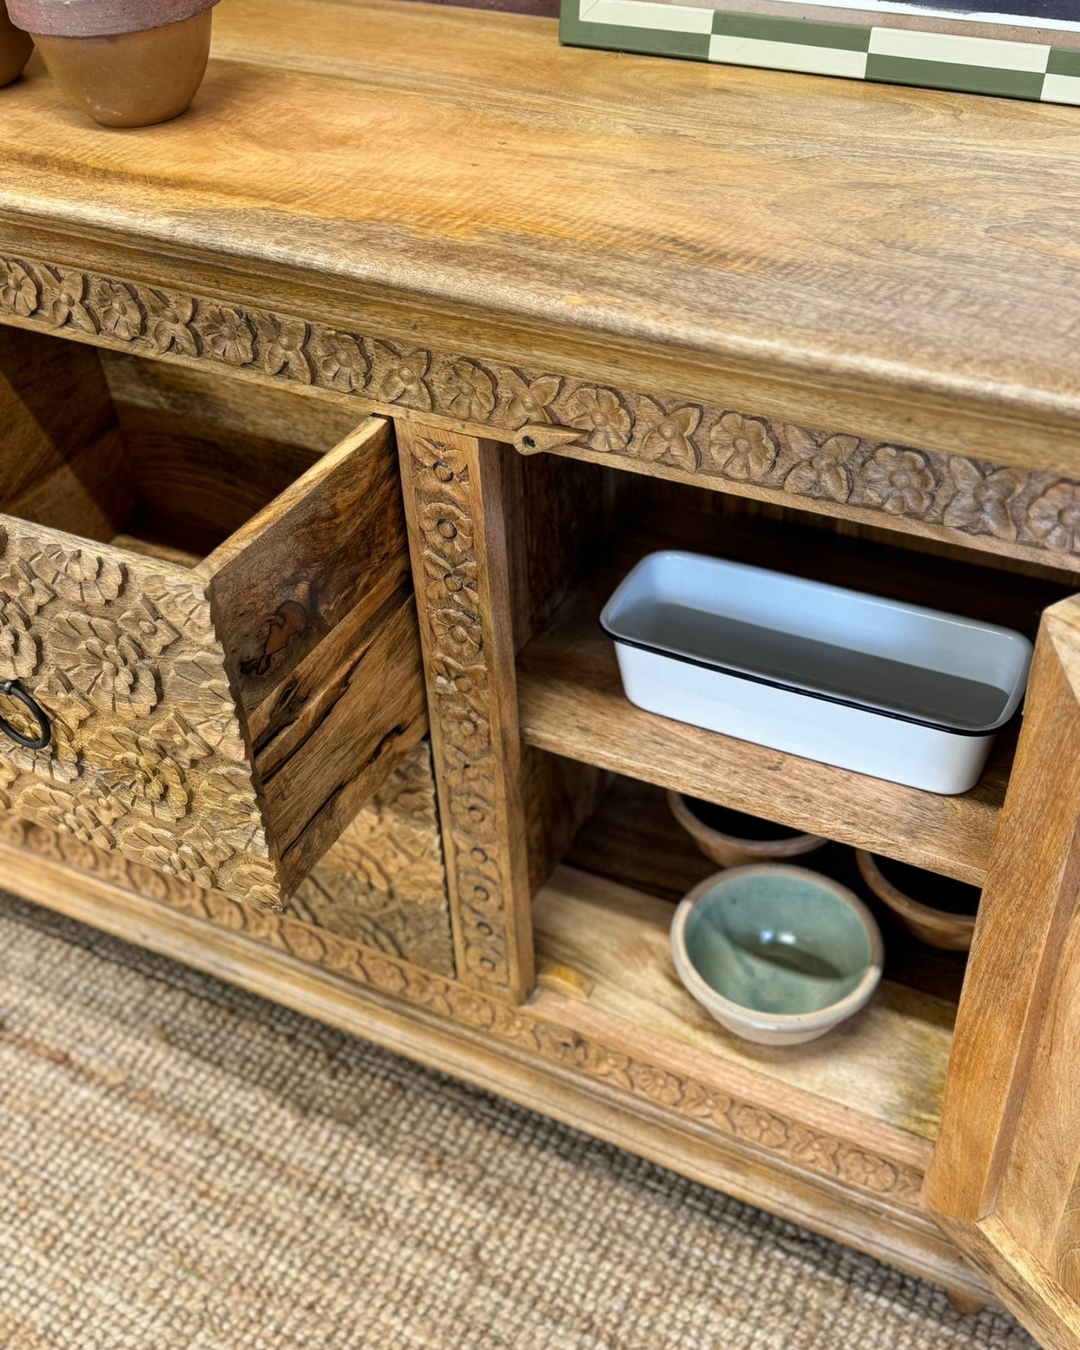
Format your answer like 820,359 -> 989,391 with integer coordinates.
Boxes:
1,0 -> 1079,454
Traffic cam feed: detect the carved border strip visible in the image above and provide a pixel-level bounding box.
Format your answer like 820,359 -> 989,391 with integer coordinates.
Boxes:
0,811 -> 923,1212
2,255 -> 1078,567
396,427 -> 532,1003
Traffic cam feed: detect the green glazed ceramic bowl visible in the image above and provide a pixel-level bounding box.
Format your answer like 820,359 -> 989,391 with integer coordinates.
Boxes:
670,865 -> 884,1046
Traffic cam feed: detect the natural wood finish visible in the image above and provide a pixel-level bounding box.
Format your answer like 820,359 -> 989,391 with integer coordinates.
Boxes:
289,739 -> 455,978
667,788 -> 826,868
201,417 -> 428,895
102,349 -> 360,455
6,256 -> 1080,573
517,568 -> 1009,886
396,422 -> 534,1002
533,867 -> 953,1150
0,325 -> 136,541
855,851 -> 976,953
104,353 -> 344,556
0,805 -> 990,1304
567,775 -> 971,1005
0,399 -> 425,909
926,594 -> 1080,1345
1,0 -> 1079,483
108,534 -> 201,569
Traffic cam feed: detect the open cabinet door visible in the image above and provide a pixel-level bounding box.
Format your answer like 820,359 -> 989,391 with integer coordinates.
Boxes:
927,595 -> 1080,1350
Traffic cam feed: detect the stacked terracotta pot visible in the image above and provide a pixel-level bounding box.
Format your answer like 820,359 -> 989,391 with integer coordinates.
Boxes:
2,0 -> 218,125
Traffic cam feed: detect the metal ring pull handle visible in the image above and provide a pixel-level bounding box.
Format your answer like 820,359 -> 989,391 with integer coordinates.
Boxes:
0,680 -> 51,751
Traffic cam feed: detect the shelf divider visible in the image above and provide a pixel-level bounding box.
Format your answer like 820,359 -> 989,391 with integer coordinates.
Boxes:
517,567 -> 1011,886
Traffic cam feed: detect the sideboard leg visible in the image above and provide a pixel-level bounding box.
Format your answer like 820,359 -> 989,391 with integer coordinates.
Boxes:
396,421 -> 534,1004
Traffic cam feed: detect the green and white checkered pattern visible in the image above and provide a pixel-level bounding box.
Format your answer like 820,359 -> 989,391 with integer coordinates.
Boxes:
560,0 -> 1080,103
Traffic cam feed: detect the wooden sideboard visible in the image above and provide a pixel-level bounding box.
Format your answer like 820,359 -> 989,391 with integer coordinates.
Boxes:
2,1 -> 1080,1342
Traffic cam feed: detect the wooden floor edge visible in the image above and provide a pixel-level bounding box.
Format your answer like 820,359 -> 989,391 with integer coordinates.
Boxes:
0,844 -> 990,1305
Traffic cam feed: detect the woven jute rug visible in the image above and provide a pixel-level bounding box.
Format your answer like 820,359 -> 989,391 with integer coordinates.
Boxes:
0,893 -> 1035,1350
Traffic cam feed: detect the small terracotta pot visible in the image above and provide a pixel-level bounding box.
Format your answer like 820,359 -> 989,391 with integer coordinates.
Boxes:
855,851 -> 979,952
7,0 -> 217,126
668,791 -> 826,869
0,1 -> 33,87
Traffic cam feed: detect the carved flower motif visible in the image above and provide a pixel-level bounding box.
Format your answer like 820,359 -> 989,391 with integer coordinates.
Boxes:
199,763 -> 265,829
566,387 -> 632,454
0,556 -> 52,615
118,597 -> 180,658
442,359 -> 496,421
729,1103 -> 789,1148
227,860 -> 281,909
502,371 -> 561,429
29,544 -> 124,606
0,260 -> 38,318
16,782 -> 120,849
630,1064 -> 684,1106
431,606 -> 483,660
572,1041 -> 634,1091
379,346 -> 433,411
416,501 -> 473,561
942,459 -> 1023,540
1028,482 -> 1080,553
862,446 -> 935,515
783,433 -> 857,504
145,289 -> 197,357
638,405 -> 701,472
7,674 -> 88,782
837,1148 -> 897,1192
0,607 -> 39,681
149,711 -> 215,769
169,653 -> 245,755
119,820 -> 228,888
37,265 -> 96,334
257,315 -> 311,382
710,413 -> 778,481
197,304 -> 255,366
93,726 -> 190,823
92,279 -> 143,342
49,613 -> 158,717
312,331 -> 368,392
0,758 -> 18,810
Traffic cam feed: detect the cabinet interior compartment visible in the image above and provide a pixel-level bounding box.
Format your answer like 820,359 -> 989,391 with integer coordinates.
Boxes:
0,327 -> 366,562
503,453 -> 1076,1154
0,326 -> 427,908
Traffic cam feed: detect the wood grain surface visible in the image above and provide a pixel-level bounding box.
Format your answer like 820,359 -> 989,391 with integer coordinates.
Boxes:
0,0 -> 1079,473
926,595 -> 1080,1346
517,565 -> 1010,885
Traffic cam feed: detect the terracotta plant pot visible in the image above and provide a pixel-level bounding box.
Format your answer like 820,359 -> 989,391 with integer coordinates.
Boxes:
0,1 -> 33,87
667,791 -> 826,869
6,0 -> 217,126
855,850 -> 979,952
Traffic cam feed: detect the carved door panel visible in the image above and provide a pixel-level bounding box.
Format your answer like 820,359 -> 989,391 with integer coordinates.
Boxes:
926,595 -> 1080,1350
0,416 -> 427,911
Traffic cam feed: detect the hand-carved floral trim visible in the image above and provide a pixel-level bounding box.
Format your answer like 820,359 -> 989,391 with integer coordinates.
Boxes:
289,740 -> 455,979
0,810 -> 925,1211
402,434 -> 516,997
3,254 -> 1079,565
0,520 -> 280,908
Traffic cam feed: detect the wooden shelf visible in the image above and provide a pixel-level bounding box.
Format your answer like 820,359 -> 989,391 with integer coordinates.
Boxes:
533,866 -> 952,1149
517,518 -> 1027,886
566,774 -> 971,1005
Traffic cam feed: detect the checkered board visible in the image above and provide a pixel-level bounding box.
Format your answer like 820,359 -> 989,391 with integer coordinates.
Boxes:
560,0 -> 1080,103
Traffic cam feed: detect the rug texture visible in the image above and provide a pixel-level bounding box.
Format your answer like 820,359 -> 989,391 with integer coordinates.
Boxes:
0,892 -> 1036,1350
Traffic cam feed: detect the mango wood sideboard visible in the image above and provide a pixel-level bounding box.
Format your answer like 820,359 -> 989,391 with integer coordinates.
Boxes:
3,0 -> 1080,1341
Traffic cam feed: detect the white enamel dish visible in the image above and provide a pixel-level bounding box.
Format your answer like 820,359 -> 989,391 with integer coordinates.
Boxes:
601,551 -> 1033,795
